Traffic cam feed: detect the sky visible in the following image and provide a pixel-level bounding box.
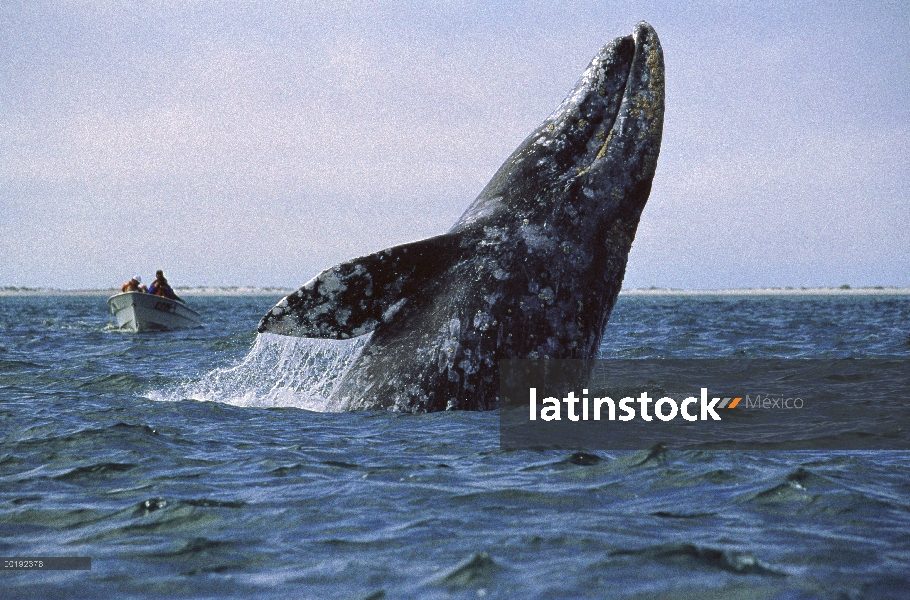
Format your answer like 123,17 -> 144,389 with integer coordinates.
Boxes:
1,1 -> 908,290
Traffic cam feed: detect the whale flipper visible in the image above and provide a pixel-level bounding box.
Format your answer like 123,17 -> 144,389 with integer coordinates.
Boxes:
259,233 -> 463,339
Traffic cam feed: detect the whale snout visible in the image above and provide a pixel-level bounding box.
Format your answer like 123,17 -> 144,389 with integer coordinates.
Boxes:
582,21 -> 663,178
452,21 -> 664,230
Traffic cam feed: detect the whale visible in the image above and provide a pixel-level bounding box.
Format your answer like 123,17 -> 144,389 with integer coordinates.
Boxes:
259,22 -> 665,412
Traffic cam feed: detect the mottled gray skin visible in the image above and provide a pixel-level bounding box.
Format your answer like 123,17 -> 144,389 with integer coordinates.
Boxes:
259,22 -> 664,412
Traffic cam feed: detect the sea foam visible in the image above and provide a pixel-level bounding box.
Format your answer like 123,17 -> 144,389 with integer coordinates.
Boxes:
151,332 -> 370,411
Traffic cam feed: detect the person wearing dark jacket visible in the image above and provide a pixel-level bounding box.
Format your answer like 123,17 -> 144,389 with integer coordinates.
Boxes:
148,270 -> 183,302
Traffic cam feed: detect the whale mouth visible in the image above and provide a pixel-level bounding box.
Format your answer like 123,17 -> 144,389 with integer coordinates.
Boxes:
451,21 -> 664,228
574,22 -> 662,176
538,21 -> 663,184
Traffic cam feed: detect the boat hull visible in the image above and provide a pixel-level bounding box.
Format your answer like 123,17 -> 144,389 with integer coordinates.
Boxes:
108,292 -> 202,332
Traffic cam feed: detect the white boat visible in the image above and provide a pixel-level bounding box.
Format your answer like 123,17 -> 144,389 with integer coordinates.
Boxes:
108,292 -> 202,332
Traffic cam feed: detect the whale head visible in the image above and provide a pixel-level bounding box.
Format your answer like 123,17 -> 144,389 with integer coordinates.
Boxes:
453,21 -> 663,248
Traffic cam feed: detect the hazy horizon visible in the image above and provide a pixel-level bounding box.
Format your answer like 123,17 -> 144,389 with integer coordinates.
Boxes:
2,1 -> 908,290
3,284 -> 909,295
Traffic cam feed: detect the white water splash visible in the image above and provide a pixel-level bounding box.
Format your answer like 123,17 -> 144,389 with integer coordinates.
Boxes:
149,332 -> 371,411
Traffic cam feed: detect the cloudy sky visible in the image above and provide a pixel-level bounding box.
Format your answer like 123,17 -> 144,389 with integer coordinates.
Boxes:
1,1 -> 907,289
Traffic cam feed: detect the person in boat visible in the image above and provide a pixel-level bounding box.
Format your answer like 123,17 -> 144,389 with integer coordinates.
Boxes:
121,275 -> 147,293
148,270 -> 183,302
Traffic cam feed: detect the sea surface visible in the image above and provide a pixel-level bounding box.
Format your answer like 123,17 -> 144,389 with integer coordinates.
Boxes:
1,292 -> 909,599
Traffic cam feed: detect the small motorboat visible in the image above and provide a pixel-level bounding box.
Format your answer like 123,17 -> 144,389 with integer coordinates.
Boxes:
108,292 -> 202,332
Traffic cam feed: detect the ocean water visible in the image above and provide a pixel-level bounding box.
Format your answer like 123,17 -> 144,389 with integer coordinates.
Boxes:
1,292 -> 909,599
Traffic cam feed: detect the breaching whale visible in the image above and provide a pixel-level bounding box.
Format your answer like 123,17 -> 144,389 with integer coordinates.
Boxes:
259,22 -> 665,412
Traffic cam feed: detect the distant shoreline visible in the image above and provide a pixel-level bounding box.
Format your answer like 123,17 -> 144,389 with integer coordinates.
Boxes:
620,286 -> 910,296
1,286 -> 909,297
